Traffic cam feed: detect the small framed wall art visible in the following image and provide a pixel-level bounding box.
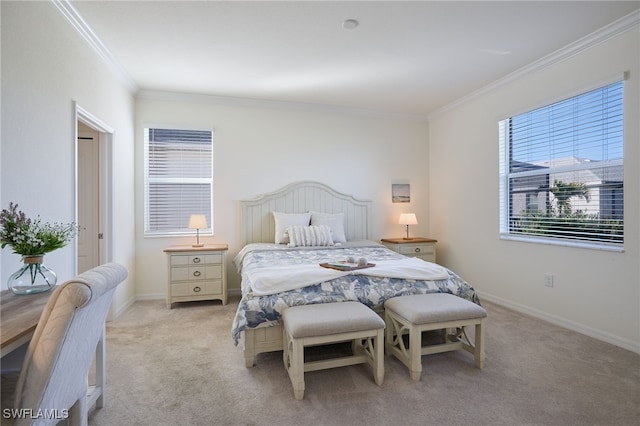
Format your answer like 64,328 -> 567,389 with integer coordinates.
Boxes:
392,183 -> 410,203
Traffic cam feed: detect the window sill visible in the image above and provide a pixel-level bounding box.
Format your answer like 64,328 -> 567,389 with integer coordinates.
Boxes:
499,234 -> 625,253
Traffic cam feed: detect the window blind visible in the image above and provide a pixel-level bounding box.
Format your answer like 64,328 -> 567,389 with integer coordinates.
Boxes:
144,128 -> 213,235
499,81 -> 624,246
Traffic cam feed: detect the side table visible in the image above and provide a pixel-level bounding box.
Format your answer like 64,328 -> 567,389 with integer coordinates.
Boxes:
163,244 -> 228,308
380,237 -> 437,263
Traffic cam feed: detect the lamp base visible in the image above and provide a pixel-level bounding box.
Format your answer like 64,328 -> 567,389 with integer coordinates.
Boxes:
402,237 -> 414,240
191,243 -> 204,248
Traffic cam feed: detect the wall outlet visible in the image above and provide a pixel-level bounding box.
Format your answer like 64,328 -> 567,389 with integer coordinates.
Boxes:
545,273 -> 554,287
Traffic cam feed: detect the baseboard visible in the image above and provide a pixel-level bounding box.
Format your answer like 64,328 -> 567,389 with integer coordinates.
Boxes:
135,293 -> 165,301
107,294 -> 136,322
116,295 -> 136,317
478,291 -> 640,354
133,290 -> 242,301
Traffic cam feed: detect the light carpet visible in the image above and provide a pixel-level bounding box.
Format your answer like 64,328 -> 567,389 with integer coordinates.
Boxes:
88,297 -> 639,426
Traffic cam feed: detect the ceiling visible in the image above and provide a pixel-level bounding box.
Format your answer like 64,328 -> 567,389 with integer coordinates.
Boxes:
69,1 -> 639,117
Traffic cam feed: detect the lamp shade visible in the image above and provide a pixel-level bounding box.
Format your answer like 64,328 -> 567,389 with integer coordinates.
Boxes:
188,214 -> 207,229
398,213 -> 418,226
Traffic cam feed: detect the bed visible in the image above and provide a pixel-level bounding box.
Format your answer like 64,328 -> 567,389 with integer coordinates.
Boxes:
231,181 -> 480,367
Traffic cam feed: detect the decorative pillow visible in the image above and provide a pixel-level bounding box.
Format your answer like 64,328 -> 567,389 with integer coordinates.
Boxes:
286,225 -> 334,247
273,212 -> 311,244
310,211 -> 346,243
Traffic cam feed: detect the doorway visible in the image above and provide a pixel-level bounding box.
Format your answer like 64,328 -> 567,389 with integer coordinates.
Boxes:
75,103 -> 114,273
77,122 -> 100,273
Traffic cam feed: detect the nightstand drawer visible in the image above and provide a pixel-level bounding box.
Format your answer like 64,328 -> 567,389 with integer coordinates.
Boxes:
170,253 -> 222,266
170,280 -> 222,297
170,265 -> 222,281
398,244 -> 434,256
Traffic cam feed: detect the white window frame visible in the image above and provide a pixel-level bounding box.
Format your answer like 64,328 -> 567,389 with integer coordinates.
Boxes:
143,126 -> 214,237
499,79 -> 625,251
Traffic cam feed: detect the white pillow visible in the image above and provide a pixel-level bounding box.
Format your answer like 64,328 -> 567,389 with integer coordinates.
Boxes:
272,212 -> 311,244
286,225 -> 334,247
310,211 -> 346,243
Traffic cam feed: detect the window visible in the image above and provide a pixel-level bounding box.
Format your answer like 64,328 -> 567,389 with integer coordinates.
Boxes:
144,127 -> 213,236
499,80 -> 624,248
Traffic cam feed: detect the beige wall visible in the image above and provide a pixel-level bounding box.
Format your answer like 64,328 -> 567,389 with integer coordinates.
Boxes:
428,28 -> 640,352
134,94 -> 430,296
0,1 -> 137,314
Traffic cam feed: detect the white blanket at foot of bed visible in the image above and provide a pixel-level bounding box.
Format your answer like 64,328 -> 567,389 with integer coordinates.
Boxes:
247,257 -> 449,296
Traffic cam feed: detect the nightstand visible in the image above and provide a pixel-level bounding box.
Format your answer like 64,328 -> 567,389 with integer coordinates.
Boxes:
164,244 -> 228,308
380,237 -> 437,263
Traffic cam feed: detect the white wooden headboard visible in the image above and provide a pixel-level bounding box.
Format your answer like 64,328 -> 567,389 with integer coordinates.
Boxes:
239,181 -> 372,245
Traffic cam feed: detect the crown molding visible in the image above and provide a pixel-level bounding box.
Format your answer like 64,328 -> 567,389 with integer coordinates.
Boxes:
137,89 -> 429,122
50,0 -> 424,121
51,0 -> 637,122
51,0 -> 138,94
428,9 -> 640,121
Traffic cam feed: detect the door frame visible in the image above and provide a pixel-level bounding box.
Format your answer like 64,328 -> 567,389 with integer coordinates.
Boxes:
74,102 -> 115,271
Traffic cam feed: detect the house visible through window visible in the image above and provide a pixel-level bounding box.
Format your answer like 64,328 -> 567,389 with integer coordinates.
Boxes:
144,127 -> 213,236
499,80 -> 624,247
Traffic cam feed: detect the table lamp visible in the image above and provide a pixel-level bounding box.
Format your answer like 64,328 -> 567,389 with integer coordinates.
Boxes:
399,213 -> 417,240
188,214 -> 207,247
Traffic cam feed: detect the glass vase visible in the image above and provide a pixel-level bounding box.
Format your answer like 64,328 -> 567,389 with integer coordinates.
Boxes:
7,255 -> 57,295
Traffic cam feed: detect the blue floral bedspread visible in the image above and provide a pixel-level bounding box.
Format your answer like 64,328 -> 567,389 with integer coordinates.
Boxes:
231,241 -> 480,345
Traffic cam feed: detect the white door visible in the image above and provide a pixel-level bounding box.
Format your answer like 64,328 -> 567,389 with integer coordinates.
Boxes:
77,127 -> 100,273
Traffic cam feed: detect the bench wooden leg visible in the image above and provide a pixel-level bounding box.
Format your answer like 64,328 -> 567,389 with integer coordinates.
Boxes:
374,329 -> 384,386
475,320 -> 485,369
409,325 -> 422,381
290,338 -> 305,400
283,327 -> 306,400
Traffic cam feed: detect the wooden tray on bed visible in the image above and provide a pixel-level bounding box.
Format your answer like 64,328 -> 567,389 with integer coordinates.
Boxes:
320,262 -> 375,271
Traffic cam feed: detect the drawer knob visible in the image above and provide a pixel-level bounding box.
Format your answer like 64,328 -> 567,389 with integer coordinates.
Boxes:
193,286 -> 201,292
414,247 -> 421,253
193,270 -> 201,277
192,257 -> 201,263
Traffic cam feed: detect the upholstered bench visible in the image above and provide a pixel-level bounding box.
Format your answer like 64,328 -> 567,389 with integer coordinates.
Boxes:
384,293 -> 487,380
282,301 -> 385,400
